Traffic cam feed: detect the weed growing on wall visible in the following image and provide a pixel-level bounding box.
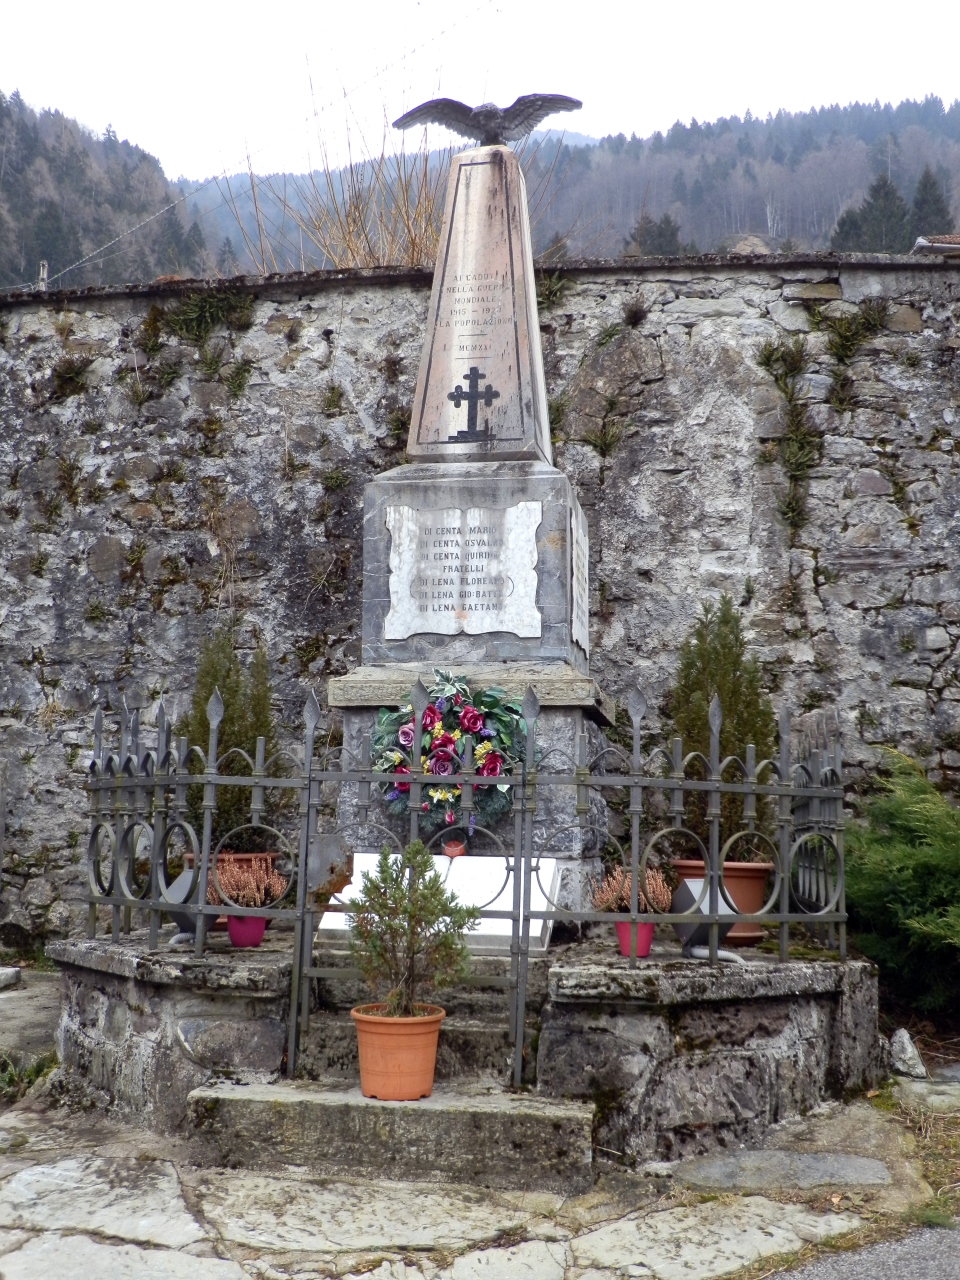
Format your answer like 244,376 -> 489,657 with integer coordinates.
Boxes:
755,335 -> 820,541
811,299 -> 888,410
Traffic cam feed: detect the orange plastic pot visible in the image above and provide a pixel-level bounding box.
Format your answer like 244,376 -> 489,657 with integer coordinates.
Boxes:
672,859 -> 774,946
350,1003 -> 446,1100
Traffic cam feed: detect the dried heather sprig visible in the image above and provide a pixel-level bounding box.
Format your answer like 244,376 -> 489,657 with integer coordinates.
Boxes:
591,864 -> 672,914
209,855 -> 288,908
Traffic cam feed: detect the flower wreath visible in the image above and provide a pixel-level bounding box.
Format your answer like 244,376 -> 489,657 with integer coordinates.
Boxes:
372,670 -> 526,836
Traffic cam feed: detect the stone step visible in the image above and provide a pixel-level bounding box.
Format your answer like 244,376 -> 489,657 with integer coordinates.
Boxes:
188,1079 -> 595,1192
0,967 -> 21,991
299,1014 -> 517,1082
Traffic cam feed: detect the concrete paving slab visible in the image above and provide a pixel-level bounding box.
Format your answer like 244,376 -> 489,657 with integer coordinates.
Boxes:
0,1232 -> 246,1279
189,1079 -> 595,1191
0,1155 -> 207,1247
0,968 -> 20,991
442,1239 -> 568,1279
569,1197 -> 862,1280
678,1151 -> 892,1190
0,972 -> 60,1067
760,1100 -> 931,1212
897,1079 -> 960,1113
191,1167 -> 533,1254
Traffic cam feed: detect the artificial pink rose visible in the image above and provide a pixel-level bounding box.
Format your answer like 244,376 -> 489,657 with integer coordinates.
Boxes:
422,704 -> 442,730
397,722 -> 415,748
392,765 -> 411,792
445,809 -> 456,824
477,751 -> 503,778
459,705 -> 484,734
427,751 -> 456,776
431,732 -> 457,753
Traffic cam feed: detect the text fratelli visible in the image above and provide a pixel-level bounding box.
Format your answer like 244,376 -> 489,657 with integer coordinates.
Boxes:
383,502 -> 542,639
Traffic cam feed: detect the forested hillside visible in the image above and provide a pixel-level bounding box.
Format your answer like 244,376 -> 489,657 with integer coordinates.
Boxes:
0,89 -> 211,290
2,89 -> 959,292
528,95 -> 960,257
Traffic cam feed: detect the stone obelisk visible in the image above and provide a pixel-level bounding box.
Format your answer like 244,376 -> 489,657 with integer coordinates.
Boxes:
327,100 -> 608,926
408,146 -> 551,464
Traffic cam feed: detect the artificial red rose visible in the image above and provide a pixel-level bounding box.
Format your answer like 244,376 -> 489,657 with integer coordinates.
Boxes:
454,693 -> 463,706
459,705 -> 484,734
431,732 -> 457,753
445,809 -> 456,824
392,765 -> 411,792
422,704 -> 442,730
477,751 -> 503,778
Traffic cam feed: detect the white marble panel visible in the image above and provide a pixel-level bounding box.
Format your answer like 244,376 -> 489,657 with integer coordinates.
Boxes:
571,501 -> 590,657
383,501 -> 542,639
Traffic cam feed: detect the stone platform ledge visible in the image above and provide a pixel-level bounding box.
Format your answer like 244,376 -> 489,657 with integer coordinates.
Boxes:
327,661 -> 614,725
47,936 -> 292,995
0,966 -> 21,990
547,958 -> 876,1004
188,1078 -> 595,1192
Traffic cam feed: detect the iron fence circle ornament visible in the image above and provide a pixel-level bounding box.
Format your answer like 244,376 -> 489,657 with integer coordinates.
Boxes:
789,830 -> 843,915
87,821 -> 117,897
643,827 -> 712,912
156,819 -> 201,902
116,820 -> 155,901
209,824 -> 297,909
718,829 -> 783,917
424,823 -> 512,909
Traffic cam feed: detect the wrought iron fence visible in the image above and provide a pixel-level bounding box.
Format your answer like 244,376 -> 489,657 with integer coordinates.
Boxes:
84,681 -> 846,1083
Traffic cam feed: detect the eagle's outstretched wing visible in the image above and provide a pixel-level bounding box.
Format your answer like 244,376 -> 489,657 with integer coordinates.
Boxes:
500,94 -> 582,141
392,98 -> 479,140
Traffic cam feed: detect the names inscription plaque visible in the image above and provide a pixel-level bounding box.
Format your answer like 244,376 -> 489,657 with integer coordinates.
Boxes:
383,501 -> 542,639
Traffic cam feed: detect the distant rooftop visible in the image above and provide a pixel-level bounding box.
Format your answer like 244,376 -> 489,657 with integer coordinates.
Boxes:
913,235 -> 960,253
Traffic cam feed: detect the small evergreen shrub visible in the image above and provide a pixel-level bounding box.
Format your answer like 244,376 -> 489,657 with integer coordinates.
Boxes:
176,630 -> 282,850
665,593 -> 776,854
846,753 -> 960,1012
349,840 -> 479,1017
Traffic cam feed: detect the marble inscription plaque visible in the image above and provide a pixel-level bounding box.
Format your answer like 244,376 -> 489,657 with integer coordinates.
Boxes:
383,501 -> 542,639
571,502 -> 590,656
407,146 -> 551,464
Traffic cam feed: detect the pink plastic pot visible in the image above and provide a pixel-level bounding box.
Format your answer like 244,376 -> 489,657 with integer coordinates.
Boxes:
614,921 -> 654,958
227,915 -> 268,948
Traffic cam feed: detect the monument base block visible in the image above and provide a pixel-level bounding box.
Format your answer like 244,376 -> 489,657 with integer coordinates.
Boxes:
361,462 -> 589,672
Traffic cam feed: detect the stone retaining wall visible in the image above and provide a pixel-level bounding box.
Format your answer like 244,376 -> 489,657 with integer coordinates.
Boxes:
1,254 -> 959,941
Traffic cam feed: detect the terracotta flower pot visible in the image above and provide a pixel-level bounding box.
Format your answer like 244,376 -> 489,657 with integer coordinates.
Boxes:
672,859 -> 774,946
350,1003 -> 446,1100
227,915 -> 268,948
614,921 -> 655,958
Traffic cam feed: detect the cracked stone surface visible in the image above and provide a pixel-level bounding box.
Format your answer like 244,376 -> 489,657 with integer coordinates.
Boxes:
0,1093 -> 928,1280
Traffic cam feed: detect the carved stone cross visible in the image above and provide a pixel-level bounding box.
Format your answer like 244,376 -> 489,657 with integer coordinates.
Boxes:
446,366 -> 501,442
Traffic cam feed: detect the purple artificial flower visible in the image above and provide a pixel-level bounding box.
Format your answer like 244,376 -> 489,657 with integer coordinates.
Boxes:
435,696 -> 446,712
468,813 -> 476,835
427,753 -> 455,776
481,727 -> 497,738
386,788 -> 401,801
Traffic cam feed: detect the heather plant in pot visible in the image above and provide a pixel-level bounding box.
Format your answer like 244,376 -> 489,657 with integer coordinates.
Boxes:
210,855 -> 288,948
348,840 -> 479,1100
591,864 -> 672,957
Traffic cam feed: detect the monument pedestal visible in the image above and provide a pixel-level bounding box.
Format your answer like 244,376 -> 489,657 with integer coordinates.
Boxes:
361,462 -> 589,672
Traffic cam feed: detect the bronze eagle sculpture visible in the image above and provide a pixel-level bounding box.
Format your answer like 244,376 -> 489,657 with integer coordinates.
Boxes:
392,94 -> 582,147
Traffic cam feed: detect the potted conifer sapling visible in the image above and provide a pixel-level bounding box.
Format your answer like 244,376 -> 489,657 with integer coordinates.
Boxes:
349,840 -> 479,1100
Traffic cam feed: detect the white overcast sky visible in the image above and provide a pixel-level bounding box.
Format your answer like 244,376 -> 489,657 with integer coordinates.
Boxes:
3,0 -> 959,180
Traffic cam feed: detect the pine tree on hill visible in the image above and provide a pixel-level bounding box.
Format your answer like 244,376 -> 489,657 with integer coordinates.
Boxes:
911,165 -> 954,239
626,212 -> 683,256
831,174 -> 912,253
